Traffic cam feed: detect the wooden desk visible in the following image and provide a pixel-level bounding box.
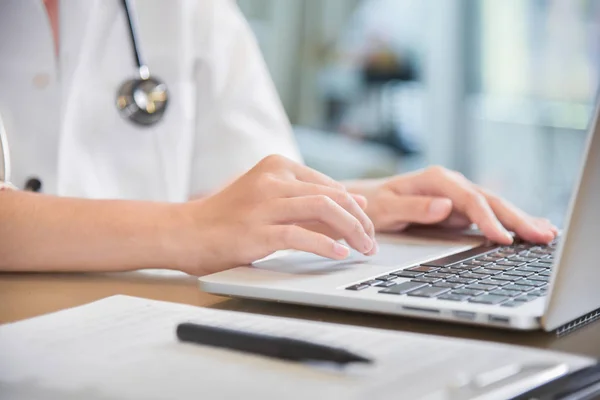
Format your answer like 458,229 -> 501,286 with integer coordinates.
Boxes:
1,271 -> 599,358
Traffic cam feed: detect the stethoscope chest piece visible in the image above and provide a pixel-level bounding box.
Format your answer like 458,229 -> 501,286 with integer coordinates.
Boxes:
117,0 -> 169,126
116,74 -> 169,126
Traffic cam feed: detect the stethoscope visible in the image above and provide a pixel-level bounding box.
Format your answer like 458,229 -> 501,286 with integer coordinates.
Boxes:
116,0 -> 169,126
0,112 -> 11,186
0,0 -> 169,190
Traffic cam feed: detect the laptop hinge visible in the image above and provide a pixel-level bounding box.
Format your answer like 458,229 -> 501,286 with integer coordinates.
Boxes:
555,307 -> 600,337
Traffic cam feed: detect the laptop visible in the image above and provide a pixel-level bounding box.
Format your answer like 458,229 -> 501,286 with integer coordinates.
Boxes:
199,102 -> 600,332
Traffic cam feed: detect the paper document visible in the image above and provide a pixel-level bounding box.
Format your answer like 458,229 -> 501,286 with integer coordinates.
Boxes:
0,295 -> 594,400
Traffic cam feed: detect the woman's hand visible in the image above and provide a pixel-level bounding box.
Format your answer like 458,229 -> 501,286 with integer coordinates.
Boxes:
178,155 -> 376,275
345,166 -> 558,245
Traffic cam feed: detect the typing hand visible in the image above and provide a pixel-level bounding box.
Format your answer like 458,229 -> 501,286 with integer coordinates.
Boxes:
179,155 -> 376,275
345,166 -> 558,245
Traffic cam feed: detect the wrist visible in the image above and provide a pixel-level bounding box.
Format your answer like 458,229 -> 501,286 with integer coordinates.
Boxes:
152,202 -> 205,274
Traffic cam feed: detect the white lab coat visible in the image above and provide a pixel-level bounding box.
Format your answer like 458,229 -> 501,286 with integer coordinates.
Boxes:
0,0 -> 302,202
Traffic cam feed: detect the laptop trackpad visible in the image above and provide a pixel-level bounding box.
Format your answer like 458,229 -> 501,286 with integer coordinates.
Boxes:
252,234 -> 481,275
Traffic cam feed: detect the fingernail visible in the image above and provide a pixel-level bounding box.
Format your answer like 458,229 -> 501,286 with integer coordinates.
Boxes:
496,220 -> 513,243
363,233 -> 374,253
352,194 -> 367,203
366,240 -> 379,256
333,242 -> 350,258
373,240 -> 379,253
534,224 -> 553,238
429,198 -> 451,217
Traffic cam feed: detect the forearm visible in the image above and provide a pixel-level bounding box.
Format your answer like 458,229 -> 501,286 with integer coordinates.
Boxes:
0,191 -> 193,273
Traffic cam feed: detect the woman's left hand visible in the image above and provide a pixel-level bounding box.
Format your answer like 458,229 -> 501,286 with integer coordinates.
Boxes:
345,166 -> 558,245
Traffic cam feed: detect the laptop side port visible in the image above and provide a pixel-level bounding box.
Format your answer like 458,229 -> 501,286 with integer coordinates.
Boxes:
452,310 -> 476,320
488,315 -> 510,324
402,306 -> 440,314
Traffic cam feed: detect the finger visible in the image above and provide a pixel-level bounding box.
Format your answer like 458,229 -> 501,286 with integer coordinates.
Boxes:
267,196 -> 375,254
264,225 -> 351,260
479,189 -> 556,243
534,218 -> 559,236
436,211 -> 472,229
258,155 -> 344,190
276,181 -> 375,238
289,162 -> 346,190
352,194 -> 368,210
411,169 -> 514,244
376,192 -> 454,226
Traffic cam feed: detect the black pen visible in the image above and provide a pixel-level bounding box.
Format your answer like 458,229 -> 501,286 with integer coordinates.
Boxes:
176,322 -> 372,365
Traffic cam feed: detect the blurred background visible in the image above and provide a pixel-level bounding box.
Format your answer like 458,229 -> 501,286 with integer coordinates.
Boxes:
237,0 -> 599,227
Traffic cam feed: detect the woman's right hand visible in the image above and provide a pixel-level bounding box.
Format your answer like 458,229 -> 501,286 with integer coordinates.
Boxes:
175,155 -> 377,276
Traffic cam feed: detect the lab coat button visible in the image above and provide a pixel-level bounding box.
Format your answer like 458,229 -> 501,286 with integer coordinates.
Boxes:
24,177 -> 42,192
32,73 -> 51,89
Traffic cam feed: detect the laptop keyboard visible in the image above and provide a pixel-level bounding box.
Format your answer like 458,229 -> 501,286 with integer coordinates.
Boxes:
345,240 -> 558,308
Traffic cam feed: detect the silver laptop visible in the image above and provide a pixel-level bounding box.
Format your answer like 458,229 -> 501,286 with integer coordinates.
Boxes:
199,102 -> 600,332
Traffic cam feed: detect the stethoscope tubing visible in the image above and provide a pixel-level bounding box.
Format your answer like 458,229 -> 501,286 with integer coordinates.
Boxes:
120,0 -> 149,79
0,113 -> 11,184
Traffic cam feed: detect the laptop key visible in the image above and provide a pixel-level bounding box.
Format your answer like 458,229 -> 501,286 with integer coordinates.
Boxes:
537,259 -> 553,264
438,294 -> 470,302
461,272 -> 490,280
379,281 -> 427,295
377,275 -> 398,281
516,266 -> 546,273
406,266 -> 439,273
493,274 -> 524,282
469,294 -> 509,305
447,277 -> 477,285
433,282 -> 464,289
462,260 -> 492,267
540,271 -> 552,277
452,288 -> 485,297
407,286 -> 450,298
425,272 -> 455,280
454,264 -> 481,271
362,280 -> 382,286
528,289 -> 547,297
503,270 -> 535,278
486,265 -> 515,271
346,284 -> 370,291
497,251 -> 514,257
412,277 -> 442,284
480,278 -> 510,287
529,248 -> 553,257
375,281 -> 397,288
528,275 -> 549,283
515,279 -> 546,287
514,295 -> 538,303
478,255 -> 504,262
502,284 -> 535,292
438,268 -> 466,274
528,262 -> 551,268
392,271 -> 424,279
472,268 -> 502,275
496,261 -> 526,267
466,283 -> 498,291
509,256 -> 538,262
501,301 -> 525,308
491,289 -> 519,297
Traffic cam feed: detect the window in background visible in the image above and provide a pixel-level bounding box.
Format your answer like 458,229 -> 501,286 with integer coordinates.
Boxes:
468,0 -> 599,226
237,0 -> 598,226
